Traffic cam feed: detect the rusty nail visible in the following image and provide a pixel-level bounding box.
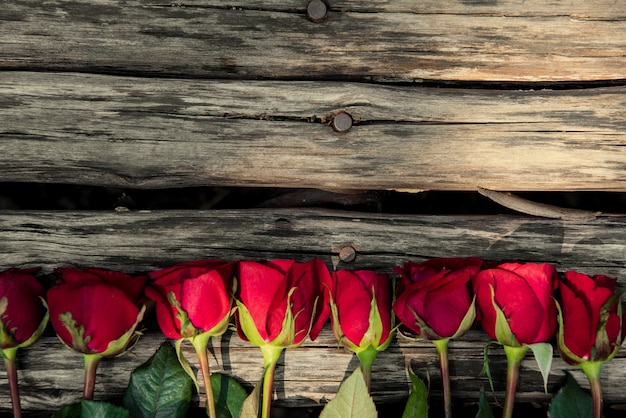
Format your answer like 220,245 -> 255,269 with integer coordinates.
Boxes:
338,245 -> 357,263
307,0 -> 328,23
332,111 -> 353,133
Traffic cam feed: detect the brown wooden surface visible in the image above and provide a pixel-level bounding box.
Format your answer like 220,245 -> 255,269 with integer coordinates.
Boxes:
2,72 -> 625,191
3,1 -> 626,82
3,327 -> 626,416
0,208 -> 624,414
0,209 -> 625,278
2,0 -> 626,415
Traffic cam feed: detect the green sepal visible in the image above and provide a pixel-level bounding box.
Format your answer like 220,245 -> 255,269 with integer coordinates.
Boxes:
100,304 -> 146,357
23,297 -> 50,348
555,299 -> 586,365
527,342 -> 553,393
0,296 -> 49,353
406,305 -> 442,340
235,287 -> 300,349
332,290 -> 394,356
175,338 -> 200,394
451,295 -> 476,340
0,296 -> 17,348
594,289 -> 625,362
58,311 -> 92,353
168,292 -> 232,340
235,300 -> 267,347
490,285 -> 519,347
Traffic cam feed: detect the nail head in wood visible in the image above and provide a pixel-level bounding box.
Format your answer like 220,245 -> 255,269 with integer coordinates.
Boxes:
332,111 -> 353,132
307,0 -> 328,23
338,245 -> 357,262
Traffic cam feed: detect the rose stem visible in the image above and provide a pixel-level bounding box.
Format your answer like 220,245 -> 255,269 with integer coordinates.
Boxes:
433,338 -> 452,418
4,348 -> 22,418
83,354 -> 102,400
193,339 -> 216,418
581,361 -> 603,418
260,345 -> 284,418
357,346 -> 379,393
502,345 -> 528,418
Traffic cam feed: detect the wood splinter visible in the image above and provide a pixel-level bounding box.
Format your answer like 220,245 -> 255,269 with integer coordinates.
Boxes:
477,187 -> 601,222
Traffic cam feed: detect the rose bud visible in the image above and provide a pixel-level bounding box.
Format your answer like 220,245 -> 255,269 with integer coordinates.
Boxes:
556,270 -> 625,418
0,268 -> 48,351
558,270 -> 625,365
47,267 -> 147,400
235,259 -> 331,348
235,259 -> 331,418
393,257 -> 482,418
393,257 -> 482,340
472,262 -> 559,418
473,262 -> 558,346
329,269 -> 393,391
0,267 -> 49,418
145,260 -> 237,340
145,259 -> 237,418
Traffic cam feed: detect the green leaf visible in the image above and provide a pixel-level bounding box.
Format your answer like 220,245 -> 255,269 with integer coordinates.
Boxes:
211,373 -> 248,418
80,401 -> 133,418
239,375 -> 263,418
528,342 -> 553,393
53,401 -> 133,418
402,370 -> 428,418
319,368 -> 377,418
475,391 -> 494,418
52,402 -> 82,418
548,373 -> 595,418
122,342 -> 193,418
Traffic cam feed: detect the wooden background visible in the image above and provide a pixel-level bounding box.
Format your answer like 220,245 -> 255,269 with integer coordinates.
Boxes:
1,0 -> 626,416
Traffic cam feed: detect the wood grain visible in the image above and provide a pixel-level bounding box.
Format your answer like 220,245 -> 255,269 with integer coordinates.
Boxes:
2,72 -> 625,191
2,1 -> 626,82
0,209 -> 624,278
3,327 -> 626,416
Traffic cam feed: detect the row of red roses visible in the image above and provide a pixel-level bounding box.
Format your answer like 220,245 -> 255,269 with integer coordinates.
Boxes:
0,258 -> 623,418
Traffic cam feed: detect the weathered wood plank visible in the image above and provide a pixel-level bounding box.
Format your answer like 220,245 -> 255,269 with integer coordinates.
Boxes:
3,327 -> 626,416
3,1 -> 626,82
0,209 -> 624,279
2,72 -> 625,191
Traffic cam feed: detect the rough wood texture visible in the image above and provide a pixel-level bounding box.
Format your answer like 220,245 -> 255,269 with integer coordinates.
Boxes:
0,209 -> 624,278
2,72 -> 625,191
3,0 -> 626,415
3,1 -> 626,82
3,327 -> 626,416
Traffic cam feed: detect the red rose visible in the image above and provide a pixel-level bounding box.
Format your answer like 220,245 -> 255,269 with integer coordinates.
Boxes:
47,267 -> 147,356
235,259 -> 331,347
558,271 -> 625,363
330,270 -> 393,351
393,258 -> 482,339
0,268 -> 48,350
145,260 -> 237,340
473,262 -> 558,346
